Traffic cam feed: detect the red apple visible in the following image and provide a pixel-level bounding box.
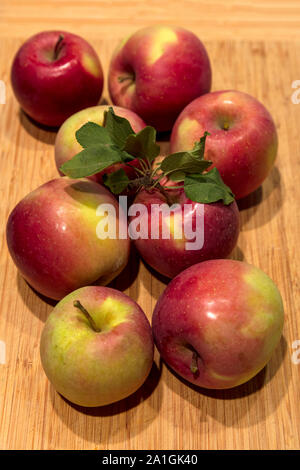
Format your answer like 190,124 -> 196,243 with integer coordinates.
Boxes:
11,31 -> 104,127
55,105 -> 146,183
170,90 -> 278,199
129,186 -> 239,279
152,259 -> 284,389
108,25 -> 212,131
6,177 -> 130,300
40,285 -> 154,407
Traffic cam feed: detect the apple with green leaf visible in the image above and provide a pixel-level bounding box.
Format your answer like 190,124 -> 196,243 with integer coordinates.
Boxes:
40,286 -> 154,407
170,90 -> 278,199
61,108 -> 240,279
11,31 -> 104,127
130,181 -> 239,279
59,107 -> 161,183
55,105 -> 146,183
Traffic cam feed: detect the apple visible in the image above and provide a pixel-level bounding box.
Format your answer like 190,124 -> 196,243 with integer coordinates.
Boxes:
152,259 -> 284,389
170,90 -> 278,199
129,186 -> 239,279
6,177 -> 130,300
11,31 -> 104,127
108,25 -> 212,131
55,105 -> 146,183
40,285 -> 154,407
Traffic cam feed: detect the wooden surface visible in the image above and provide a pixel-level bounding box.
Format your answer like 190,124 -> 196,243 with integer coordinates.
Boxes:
0,0 -> 300,450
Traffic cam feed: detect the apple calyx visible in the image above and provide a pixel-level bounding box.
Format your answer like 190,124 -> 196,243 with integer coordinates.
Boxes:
73,300 -> 101,332
118,73 -> 135,84
60,107 -> 235,205
53,34 -> 64,61
190,351 -> 200,376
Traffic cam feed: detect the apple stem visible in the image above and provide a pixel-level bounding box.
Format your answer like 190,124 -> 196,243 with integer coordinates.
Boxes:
128,172 -> 174,205
156,182 -> 174,206
53,34 -> 64,61
190,351 -> 199,375
73,300 -> 101,333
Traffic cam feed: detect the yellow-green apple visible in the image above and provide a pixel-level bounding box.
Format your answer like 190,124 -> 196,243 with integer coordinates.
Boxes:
11,31 -> 104,127
6,177 -> 130,300
170,90 -> 278,199
152,259 -> 284,389
40,286 -> 154,407
108,25 -> 212,131
130,187 -> 239,279
55,105 -> 146,183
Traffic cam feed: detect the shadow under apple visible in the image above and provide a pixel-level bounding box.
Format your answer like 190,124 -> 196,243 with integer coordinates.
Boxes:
49,359 -> 163,445
139,258 -> 170,304
230,245 -> 245,262
17,272 -> 57,323
18,109 -> 58,145
162,334 -> 288,428
238,166 -> 283,230
108,244 -> 141,302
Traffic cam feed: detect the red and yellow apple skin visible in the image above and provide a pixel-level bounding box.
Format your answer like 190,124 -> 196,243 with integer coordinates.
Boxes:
108,25 -> 212,132
11,31 -> 104,127
152,259 -> 284,389
170,90 -> 278,199
40,286 -> 154,407
55,105 -> 146,183
6,178 -> 130,300
130,187 -> 239,279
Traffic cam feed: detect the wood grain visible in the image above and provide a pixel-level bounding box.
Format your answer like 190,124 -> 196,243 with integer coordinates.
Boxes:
0,0 -> 300,450
1,0 -> 300,41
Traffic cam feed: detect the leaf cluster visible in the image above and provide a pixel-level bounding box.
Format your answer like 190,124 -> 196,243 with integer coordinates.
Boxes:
60,108 -> 234,205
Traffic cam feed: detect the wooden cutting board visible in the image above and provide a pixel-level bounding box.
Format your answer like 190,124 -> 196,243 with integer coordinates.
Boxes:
0,0 -> 300,450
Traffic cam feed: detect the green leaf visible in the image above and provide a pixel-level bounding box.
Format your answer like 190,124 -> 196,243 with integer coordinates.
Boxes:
102,168 -> 130,194
161,150 -> 212,176
160,132 -> 212,178
168,170 -> 186,182
184,167 -> 235,205
191,131 -> 210,160
60,144 -> 124,178
75,121 -> 113,148
103,107 -> 135,148
123,126 -> 160,163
